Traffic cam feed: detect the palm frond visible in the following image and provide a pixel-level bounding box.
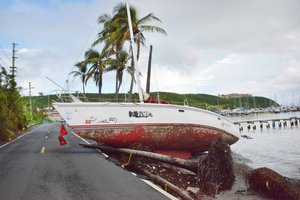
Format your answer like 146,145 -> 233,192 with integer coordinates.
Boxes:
138,13 -> 162,24
140,25 -> 167,35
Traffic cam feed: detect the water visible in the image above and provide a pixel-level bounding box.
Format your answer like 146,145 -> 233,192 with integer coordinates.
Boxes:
229,111 -> 300,180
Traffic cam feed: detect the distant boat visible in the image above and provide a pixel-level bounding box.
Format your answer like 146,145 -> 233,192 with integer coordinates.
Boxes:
53,0 -> 240,158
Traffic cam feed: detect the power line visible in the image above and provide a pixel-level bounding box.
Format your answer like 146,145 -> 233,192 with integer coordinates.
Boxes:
0,56 -> 8,68
68,1 -> 111,91
0,45 -> 11,61
0,19 -> 14,68
0,19 -> 13,48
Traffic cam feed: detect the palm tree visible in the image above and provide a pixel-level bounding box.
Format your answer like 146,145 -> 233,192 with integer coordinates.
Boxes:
105,50 -> 129,100
93,13 -> 127,101
111,3 -> 166,101
84,49 -> 108,97
70,61 -> 88,94
93,2 -> 166,101
112,3 -> 166,60
117,50 -> 130,92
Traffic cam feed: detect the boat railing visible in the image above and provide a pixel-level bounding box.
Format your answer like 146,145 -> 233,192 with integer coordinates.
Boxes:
53,92 -> 231,113
77,96 -> 219,111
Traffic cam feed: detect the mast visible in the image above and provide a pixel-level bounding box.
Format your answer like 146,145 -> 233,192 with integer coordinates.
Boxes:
126,0 -> 144,102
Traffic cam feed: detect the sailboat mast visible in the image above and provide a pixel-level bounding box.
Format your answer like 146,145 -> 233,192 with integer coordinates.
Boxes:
126,0 -> 144,102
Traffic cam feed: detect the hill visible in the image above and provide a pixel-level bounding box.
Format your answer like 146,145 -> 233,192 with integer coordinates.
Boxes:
28,91 -> 279,111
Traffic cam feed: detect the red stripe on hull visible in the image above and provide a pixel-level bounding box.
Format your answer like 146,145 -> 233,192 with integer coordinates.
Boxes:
72,123 -> 238,153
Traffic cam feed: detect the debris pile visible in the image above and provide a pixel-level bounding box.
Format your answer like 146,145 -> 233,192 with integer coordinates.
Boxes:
80,139 -> 300,199
249,167 -> 300,200
91,138 -> 235,199
196,138 -> 234,195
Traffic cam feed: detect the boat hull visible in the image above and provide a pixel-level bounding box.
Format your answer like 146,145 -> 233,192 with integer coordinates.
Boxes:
72,123 -> 238,153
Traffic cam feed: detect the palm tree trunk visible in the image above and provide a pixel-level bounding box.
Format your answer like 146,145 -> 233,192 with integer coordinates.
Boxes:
98,66 -> 103,100
128,73 -> 134,102
98,82 -> 102,99
115,47 -> 121,102
79,143 -> 199,172
117,71 -> 123,96
115,69 -> 119,101
128,58 -> 134,102
82,76 -> 86,94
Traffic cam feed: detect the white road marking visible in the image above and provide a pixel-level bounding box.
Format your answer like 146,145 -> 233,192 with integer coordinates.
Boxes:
71,131 -> 111,158
141,179 -> 178,200
98,150 -> 109,158
131,172 -> 137,176
71,131 -> 90,144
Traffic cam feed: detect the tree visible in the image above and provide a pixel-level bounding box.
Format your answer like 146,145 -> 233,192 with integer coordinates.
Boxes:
0,67 -> 9,90
92,2 -> 166,101
70,61 -> 88,94
84,48 -> 108,97
0,67 -> 27,140
93,12 -> 126,100
104,50 -> 130,100
112,3 -> 166,60
111,3 -> 166,101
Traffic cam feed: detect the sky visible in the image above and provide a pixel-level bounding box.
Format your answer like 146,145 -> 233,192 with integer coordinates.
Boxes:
0,0 -> 300,106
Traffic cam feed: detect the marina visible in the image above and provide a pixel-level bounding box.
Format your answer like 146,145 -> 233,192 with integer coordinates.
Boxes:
230,111 -> 300,180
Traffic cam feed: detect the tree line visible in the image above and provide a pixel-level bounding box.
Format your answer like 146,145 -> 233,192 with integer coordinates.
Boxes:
0,67 -> 27,141
70,2 -> 166,101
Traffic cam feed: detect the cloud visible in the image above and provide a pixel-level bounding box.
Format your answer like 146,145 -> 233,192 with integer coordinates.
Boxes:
17,48 -> 70,94
271,59 -> 300,90
140,66 -> 213,93
1,0 -> 300,105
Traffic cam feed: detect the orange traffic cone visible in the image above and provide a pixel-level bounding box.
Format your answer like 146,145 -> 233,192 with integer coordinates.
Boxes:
60,125 -> 68,135
58,135 -> 67,146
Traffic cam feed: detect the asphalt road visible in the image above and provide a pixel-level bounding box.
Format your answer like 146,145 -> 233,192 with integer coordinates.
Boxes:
0,123 -> 170,200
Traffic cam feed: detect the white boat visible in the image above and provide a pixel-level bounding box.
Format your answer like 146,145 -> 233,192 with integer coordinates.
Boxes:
54,101 -> 239,156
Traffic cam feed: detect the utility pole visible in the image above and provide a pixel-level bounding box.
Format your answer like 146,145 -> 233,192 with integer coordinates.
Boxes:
10,43 -> 18,90
28,82 -> 34,123
11,43 -> 18,78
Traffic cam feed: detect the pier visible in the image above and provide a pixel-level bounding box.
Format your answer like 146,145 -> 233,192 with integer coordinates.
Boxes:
234,117 -> 300,131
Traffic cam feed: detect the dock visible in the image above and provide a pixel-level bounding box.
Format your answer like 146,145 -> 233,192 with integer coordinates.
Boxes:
234,117 -> 300,125
233,117 -> 300,131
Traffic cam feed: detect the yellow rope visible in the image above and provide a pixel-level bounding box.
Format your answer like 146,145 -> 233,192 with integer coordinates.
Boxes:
164,183 -> 168,191
121,153 -> 133,168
